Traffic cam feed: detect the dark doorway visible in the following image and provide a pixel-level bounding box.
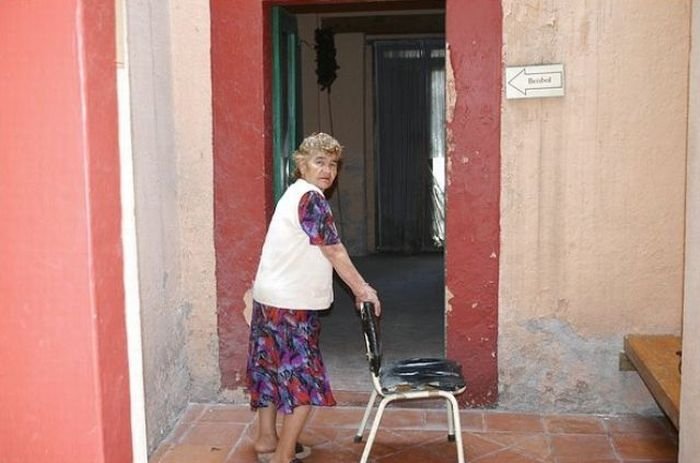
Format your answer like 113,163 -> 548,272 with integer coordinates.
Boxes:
324,253 -> 444,390
271,4 -> 446,391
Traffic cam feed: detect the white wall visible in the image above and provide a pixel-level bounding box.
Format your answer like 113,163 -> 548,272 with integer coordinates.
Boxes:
680,0 -> 700,459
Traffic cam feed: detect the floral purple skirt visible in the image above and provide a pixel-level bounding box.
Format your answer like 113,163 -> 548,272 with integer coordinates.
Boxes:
246,300 -> 336,414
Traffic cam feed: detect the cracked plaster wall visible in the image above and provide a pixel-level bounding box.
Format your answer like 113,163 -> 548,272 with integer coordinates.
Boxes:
499,1 -> 690,412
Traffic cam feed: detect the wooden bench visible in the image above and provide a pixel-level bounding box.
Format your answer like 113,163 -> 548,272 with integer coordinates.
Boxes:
623,334 -> 681,429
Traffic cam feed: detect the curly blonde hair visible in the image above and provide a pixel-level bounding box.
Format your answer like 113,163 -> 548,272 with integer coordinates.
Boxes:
293,132 -> 343,179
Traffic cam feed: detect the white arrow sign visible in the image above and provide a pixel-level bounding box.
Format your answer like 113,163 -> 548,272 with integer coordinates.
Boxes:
505,64 -> 565,100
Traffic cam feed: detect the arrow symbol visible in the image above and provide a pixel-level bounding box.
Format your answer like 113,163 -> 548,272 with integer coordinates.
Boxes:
507,67 -> 563,96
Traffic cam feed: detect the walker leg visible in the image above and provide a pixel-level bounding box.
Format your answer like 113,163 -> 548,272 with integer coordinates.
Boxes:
446,394 -> 465,463
360,396 -> 392,463
354,389 -> 378,443
446,396 -> 455,442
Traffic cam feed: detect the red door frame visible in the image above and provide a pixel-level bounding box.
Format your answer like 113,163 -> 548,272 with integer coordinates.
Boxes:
212,0 -> 501,405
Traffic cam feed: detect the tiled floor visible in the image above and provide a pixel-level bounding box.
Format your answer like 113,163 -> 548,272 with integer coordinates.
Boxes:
149,399 -> 678,463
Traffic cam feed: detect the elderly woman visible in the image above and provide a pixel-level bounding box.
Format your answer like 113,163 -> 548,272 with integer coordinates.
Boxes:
247,132 -> 381,463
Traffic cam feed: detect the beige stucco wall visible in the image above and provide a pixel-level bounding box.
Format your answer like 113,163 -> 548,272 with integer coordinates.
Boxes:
127,0 -> 217,453
499,1 -> 690,412
169,0 -> 219,404
680,0 -> 700,459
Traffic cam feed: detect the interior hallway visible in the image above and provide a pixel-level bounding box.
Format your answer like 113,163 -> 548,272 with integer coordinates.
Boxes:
148,402 -> 678,462
321,253 -> 445,391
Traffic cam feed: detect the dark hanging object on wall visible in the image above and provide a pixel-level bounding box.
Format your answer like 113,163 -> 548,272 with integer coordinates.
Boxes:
314,27 -> 340,92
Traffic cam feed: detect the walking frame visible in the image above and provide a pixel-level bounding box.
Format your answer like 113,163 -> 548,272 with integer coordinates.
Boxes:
354,302 -> 468,463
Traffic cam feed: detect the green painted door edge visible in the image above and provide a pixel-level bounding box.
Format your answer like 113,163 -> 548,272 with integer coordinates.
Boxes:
271,6 -> 301,202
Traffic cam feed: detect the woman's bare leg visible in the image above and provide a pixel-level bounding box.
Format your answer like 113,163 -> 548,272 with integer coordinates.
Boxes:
270,405 -> 312,462
254,406 -> 278,453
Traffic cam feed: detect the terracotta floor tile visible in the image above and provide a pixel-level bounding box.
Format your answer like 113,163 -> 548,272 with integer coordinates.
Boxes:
461,432 -> 517,460
301,426 -> 360,451
374,442 -> 455,462
473,431 -> 551,462
343,428 -> 451,462
655,415 -> 679,436
306,405 -> 368,429
302,446 -> 363,463
619,460 -> 676,463
508,433 -> 552,460
320,434 -> 369,459
611,433 -> 678,460
230,429 -> 363,463
179,421 -> 248,447
164,419 -> 197,445
224,433 -> 259,463
545,415 -> 607,434
370,407 -> 427,429
364,428 -> 444,453
420,409 -> 484,432
459,410 -> 486,431
200,404 -> 256,423
422,408 -> 453,431
148,442 -> 174,463
179,403 -> 207,423
148,404 -> 680,463
152,404 -> 210,447
603,415 -> 669,435
555,458 -> 618,463
472,449 -> 545,463
484,412 -> 545,432
549,434 -> 615,459
423,434 -> 469,457
157,444 -> 229,463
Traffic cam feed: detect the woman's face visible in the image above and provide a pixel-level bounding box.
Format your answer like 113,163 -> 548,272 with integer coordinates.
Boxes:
299,152 -> 338,191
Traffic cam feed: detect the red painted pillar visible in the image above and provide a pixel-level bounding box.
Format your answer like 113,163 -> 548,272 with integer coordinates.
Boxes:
212,0 -> 273,388
0,1 -> 131,461
445,0 -> 502,406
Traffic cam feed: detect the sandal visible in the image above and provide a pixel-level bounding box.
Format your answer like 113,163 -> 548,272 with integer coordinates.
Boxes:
293,443 -> 311,459
256,443 -> 311,462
